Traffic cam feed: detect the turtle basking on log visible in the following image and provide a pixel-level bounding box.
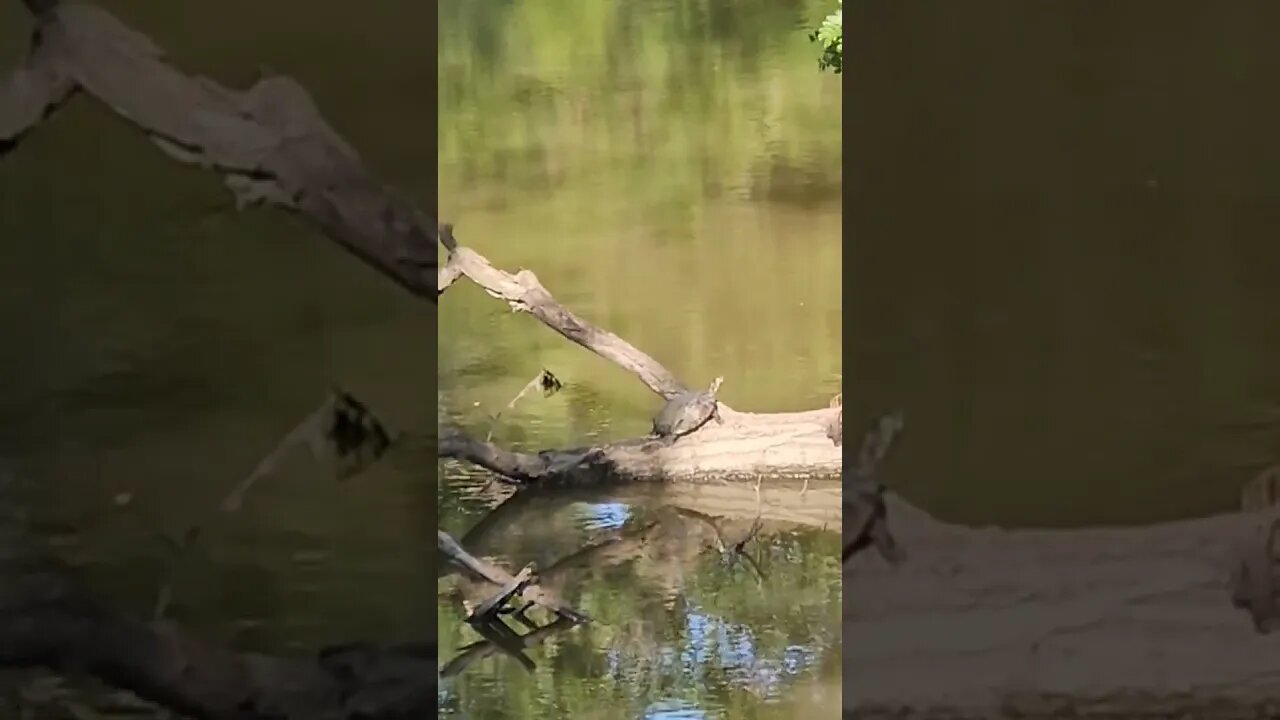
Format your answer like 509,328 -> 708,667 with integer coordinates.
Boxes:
845,477 -> 903,565
844,411 -> 906,565
651,377 -> 724,444
1229,517 -> 1280,634
825,392 -> 842,446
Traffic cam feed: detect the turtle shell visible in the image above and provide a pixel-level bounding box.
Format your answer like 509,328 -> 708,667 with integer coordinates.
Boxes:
653,391 -> 718,438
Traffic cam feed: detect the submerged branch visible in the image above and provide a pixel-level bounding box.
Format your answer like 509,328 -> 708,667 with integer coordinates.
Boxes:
465,565 -> 535,623
439,616 -> 576,680
0,23 -> 77,156
437,531 -> 590,623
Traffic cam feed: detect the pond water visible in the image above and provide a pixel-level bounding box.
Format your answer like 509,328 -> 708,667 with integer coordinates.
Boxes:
438,0 -> 842,718
848,3 -> 1280,529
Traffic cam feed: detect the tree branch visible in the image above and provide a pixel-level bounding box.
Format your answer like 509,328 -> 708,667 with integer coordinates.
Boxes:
0,22 -> 77,156
2,2 -> 437,301
438,225 -> 686,398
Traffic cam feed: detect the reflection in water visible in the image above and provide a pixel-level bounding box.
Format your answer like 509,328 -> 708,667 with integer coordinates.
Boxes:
437,476 -> 841,719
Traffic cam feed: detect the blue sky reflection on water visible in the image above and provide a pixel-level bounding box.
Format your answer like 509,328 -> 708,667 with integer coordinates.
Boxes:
437,470 -> 841,718
580,501 -> 632,530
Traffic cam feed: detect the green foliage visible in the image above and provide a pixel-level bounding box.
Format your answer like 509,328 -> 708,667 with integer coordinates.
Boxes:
809,0 -> 843,74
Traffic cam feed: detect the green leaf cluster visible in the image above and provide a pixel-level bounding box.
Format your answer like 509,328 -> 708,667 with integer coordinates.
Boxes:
809,0 -> 843,74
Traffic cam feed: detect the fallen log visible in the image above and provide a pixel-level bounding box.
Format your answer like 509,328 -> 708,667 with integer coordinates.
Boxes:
844,492 -> 1280,719
441,409 -> 840,486
439,616 -> 576,680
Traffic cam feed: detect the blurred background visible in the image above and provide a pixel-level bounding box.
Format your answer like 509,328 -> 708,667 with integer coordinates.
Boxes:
849,1 -> 1280,527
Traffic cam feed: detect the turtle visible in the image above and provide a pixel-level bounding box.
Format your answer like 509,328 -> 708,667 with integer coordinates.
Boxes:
1229,516 -> 1280,634
843,411 -> 906,565
825,392 -> 843,447
652,377 -> 724,443
844,477 -> 903,565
